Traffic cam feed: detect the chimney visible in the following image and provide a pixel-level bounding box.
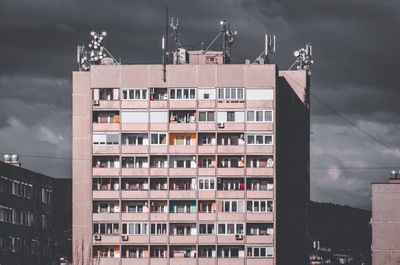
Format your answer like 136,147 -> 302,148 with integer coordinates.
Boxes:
3,154 -> 21,167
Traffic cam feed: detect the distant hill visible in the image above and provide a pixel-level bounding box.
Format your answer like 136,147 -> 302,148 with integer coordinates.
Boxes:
307,201 -> 371,251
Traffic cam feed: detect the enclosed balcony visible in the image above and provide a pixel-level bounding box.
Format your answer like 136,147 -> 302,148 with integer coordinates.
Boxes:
121,156 -> 149,176
169,133 -> 196,154
121,201 -> 148,221
93,222 -> 120,236
169,156 -> 196,176
93,132 -> 120,154
93,156 -> 120,175
150,88 -> 168,101
150,200 -> 168,220
246,156 -> 274,176
121,245 -> 149,259
217,133 -> 245,153
121,133 -> 148,153
217,245 -> 244,258
246,223 -> 274,244
150,179 -> 168,199
217,156 -> 245,176
217,178 -> 245,199
170,246 -> 197,258
121,178 -> 148,199
198,246 -> 216,258
169,110 -> 196,131
246,178 -> 274,199
198,133 -> 216,152
170,201 -> 196,221
169,223 -> 197,244
150,246 -> 168,258
93,201 -> 120,221
93,110 -> 120,130
93,245 -> 121,259
92,88 -> 120,109
93,177 -> 119,199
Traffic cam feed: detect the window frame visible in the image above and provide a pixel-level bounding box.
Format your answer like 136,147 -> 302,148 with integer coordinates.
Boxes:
246,133 -> 273,145
150,133 -> 168,145
170,88 -> 196,100
246,110 -> 273,123
122,88 -> 148,100
217,88 -> 244,100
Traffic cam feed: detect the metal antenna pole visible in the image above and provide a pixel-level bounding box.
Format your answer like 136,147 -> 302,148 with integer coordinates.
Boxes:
162,7 -> 169,82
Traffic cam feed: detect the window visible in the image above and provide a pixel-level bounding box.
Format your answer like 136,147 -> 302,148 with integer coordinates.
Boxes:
218,88 -> 244,100
199,246 -> 215,258
93,223 -> 119,234
150,111 -> 168,123
198,177 -> 215,190
198,111 -> 215,122
151,223 -> 167,235
93,88 -> 119,101
122,223 -> 148,235
247,134 -> 273,145
93,202 -> 120,213
41,188 -> 52,204
199,224 -> 215,234
217,111 -> 244,123
124,247 -> 145,258
199,201 -> 215,213
170,88 -> 196,100
217,223 -> 244,235
246,88 -> 273,100
121,111 -> 148,123
151,133 -> 167,145
217,246 -> 243,258
247,200 -> 273,213
198,88 -> 216,100
41,214 -> 47,229
227,111 -> 235,122
246,110 -> 273,122
221,201 -> 238,213
93,133 -> 119,145
122,133 -> 148,145
247,246 -> 274,257
122,88 -> 147,100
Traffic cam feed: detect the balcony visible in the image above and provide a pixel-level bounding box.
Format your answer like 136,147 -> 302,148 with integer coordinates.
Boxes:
121,123 -> 148,131
123,235 -> 149,244
217,145 -> 245,154
217,235 -> 243,245
169,190 -> 196,199
246,168 -> 274,176
198,190 -> 216,200
198,145 -> 216,154
169,168 -> 196,176
150,168 -> 168,176
217,213 -> 245,221
246,213 -> 274,222
217,123 -> 244,131
93,168 -> 120,176
93,191 -> 120,200
93,234 -> 120,245
121,213 -> 148,221
169,213 -> 196,222
246,100 -> 274,109
122,259 -> 149,265
218,259 -> 245,265
121,100 -> 149,109
246,145 -> 274,154
169,123 -> 196,131
198,123 -> 216,131
121,145 -> 148,154
169,235 -> 197,244
246,123 -> 274,131
150,213 -> 168,221
246,235 -> 274,244
93,213 -> 119,222
170,259 -> 196,265
198,100 -> 216,109
198,235 -> 217,244
121,168 -> 149,176
198,167 -> 216,176
97,259 -> 121,265
149,190 -> 168,199
121,190 -> 148,199
169,145 -> 196,154
93,100 -> 120,109
150,235 -> 169,244
246,259 -> 274,265
150,100 -> 168,109
150,146 -> 168,154
246,190 -> 273,199
218,168 -> 245,176
198,213 -> 216,221
93,146 -> 120,154
170,100 -> 196,109
150,259 -> 168,265
93,123 -> 120,131
217,190 -> 245,199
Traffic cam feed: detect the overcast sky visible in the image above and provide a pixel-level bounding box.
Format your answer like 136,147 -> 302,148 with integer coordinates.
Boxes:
1,0 -> 399,210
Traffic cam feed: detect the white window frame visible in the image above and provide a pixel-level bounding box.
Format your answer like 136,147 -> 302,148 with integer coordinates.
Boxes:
93,132 -> 119,146
170,88 -> 196,100
198,88 -> 216,100
247,133 -> 273,145
122,88 -> 148,100
198,177 -> 216,190
150,133 -> 168,145
122,133 -> 148,146
247,246 -> 274,258
217,223 -> 244,235
222,200 -> 239,213
218,88 -> 244,100
247,200 -> 273,213
122,222 -> 148,235
150,223 -> 168,235
246,110 -> 273,123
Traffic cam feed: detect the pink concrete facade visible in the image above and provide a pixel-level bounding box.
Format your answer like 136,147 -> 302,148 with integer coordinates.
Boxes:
372,182 -> 400,265
72,63 -> 307,264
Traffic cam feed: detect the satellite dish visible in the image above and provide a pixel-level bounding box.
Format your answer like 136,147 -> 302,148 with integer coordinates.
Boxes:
101,57 -> 115,65
294,50 -> 300,57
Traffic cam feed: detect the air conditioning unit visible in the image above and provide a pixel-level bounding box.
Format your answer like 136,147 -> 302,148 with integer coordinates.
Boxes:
94,235 -> 101,241
92,99 -> 99,106
121,235 -> 129,241
217,123 -> 224,128
235,234 -> 243,240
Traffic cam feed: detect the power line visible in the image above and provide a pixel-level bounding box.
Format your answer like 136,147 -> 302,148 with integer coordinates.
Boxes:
310,93 -> 399,156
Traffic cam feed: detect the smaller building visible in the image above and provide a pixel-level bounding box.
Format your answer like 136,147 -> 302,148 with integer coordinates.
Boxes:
372,171 -> 400,265
0,155 -> 72,265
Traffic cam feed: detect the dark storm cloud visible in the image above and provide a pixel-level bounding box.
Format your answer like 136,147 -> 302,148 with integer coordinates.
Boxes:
0,0 -> 399,208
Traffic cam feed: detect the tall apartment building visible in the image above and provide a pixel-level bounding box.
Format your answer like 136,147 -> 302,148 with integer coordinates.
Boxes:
372,172 -> 400,264
72,50 -> 310,265
0,156 -> 72,265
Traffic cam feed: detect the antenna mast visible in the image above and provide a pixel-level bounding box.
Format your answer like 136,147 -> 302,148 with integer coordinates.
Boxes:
288,43 -> 314,75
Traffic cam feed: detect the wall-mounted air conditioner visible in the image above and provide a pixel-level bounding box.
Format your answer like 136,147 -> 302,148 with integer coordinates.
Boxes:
92,100 -> 99,106
121,235 -> 129,241
235,234 -> 243,240
217,123 -> 224,128
94,235 -> 101,241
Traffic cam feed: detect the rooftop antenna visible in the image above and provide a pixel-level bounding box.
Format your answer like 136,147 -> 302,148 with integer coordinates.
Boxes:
162,7 -> 169,82
203,20 -> 238,64
252,33 -> 276,64
288,43 -> 314,75
77,31 -> 118,71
